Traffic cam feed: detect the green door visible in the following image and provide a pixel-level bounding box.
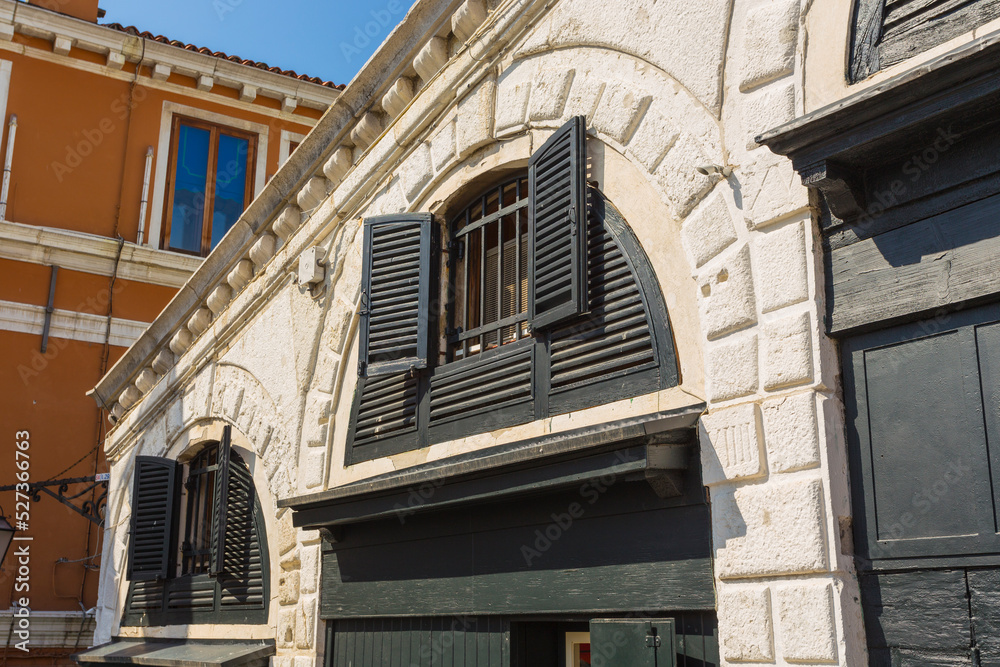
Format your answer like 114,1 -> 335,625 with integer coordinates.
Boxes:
589,619 -> 676,667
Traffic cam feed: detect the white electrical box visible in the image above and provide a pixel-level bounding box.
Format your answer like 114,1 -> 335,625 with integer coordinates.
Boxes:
299,246 -> 326,285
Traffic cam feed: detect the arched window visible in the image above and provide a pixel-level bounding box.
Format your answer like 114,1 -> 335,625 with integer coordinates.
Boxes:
123,426 -> 269,625
346,117 -> 679,464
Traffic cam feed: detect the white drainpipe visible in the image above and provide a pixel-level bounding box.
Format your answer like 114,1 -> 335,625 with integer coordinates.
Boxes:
136,146 -> 154,245
0,114 -> 17,222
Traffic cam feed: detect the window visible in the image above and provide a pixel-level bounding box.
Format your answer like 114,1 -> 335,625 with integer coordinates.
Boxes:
346,117 -> 680,464
124,426 -> 268,625
448,176 -> 530,359
162,117 -> 257,256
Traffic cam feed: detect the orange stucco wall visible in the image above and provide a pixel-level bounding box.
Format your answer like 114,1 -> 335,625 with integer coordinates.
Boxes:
0,24 -> 329,653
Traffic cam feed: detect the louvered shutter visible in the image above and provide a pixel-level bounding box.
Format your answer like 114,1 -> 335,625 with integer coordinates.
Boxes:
127,457 -> 179,581
358,213 -> 433,377
528,115 -> 588,329
209,425 -> 232,575
217,448 -> 257,581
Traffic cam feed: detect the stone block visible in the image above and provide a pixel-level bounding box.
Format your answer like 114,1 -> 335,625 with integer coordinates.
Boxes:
455,78 -> 497,159
655,132 -> 716,218
399,143 -> 433,203
187,308 -> 212,336
744,152 -> 809,230
592,82 -> 651,145
52,35 -> 73,56
295,596 -> 317,650
718,586 -> 774,662
282,97 -> 298,114
382,77 -> 414,118
301,447 -> 326,490
151,62 -> 170,81
527,68 -> 574,122
106,51 -> 125,69
761,392 -> 821,473
300,544 -> 320,595
627,106 -> 678,173
239,84 -> 256,103
699,245 -> 756,340
119,385 -> 142,409
277,510 -> 297,556
682,190 -> 738,268
429,117 -> 456,172
278,570 -> 300,605
277,608 -> 295,648
280,545 -> 300,571
456,76 -> 496,159
775,582 -> 838,662
762,312 -> 813,390
293,657 -> 314,667
700,403 -> 765,486
753,220 -> 809,312
713,476 -> 828,578
413,36 -> 448,82
196,74 -> 213,92
742,79 -> 796,150
452,0 -> 488,42
562,75 -> 604,122
495,73 -> 531,135
739,0 -> 799,92
707,333 -> 758,402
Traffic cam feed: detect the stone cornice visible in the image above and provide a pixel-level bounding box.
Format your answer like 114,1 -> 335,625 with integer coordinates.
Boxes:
0,299 -> 148,347
0,0 -> 340,110
0,219 -> 201,287
91,0 -> 546,426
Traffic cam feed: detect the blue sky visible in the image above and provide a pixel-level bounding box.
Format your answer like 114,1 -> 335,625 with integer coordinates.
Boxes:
97,0 -> 419,86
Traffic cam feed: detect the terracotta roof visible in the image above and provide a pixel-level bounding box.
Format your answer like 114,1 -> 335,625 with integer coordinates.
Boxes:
103,23 -> 344,90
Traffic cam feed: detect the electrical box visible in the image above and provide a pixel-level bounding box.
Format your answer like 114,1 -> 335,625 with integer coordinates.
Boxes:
299,246 -> 326,285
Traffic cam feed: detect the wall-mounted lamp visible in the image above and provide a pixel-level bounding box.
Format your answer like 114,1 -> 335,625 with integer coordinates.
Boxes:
696,163 -> 733,178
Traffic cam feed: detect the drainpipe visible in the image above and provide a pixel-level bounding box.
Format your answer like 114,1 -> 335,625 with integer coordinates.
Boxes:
0,114 -> 17,222
136,146 -> 153,245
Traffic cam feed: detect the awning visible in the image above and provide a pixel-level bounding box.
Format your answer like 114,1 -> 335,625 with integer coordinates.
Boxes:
280,404 -> 704,529
74,638 -> 275,667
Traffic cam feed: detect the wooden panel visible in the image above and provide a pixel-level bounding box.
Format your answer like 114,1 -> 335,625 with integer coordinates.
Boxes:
320,482 -> 714,618
843,304 -> 1000,564
860,570 -> 971,651
968,569 -> 1000,660
828,193 -> 1000,334
590,619 -> 675,667
329,617 -> 509,667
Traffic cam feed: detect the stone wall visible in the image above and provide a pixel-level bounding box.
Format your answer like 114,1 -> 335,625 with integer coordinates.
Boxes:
92,0 -> 873,664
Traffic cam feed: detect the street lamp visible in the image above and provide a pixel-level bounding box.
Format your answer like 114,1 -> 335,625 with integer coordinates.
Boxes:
0,511 -> 15,566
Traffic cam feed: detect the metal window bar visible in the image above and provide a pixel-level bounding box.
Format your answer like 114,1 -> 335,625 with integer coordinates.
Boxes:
449,177 -> 530,360
182,446 -> 218,576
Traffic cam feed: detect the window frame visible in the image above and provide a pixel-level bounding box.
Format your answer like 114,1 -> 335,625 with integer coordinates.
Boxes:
160,115 -> 258,257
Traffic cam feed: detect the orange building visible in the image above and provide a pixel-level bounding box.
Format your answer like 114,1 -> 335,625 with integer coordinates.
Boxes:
0,1 -> 338,663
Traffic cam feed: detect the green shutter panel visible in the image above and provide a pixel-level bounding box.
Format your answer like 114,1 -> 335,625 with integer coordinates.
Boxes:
209,425 -> 233,575
127,456 -> 179,581
528,115 -> 588,330
217,451 -> 259,588
589,618 -> 676,667
358,213 -> 434,377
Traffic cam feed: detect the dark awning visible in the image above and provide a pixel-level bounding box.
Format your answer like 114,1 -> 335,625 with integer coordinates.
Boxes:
74,638 -> 275,667
280,404 -> 704,529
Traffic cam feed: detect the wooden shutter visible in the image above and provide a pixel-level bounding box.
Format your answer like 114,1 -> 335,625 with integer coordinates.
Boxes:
589,618 -> 676,667
209,425 -> 232,575
127,457 -> 179,581
358,213 -> 433,377
217,451 -> 259,584
528,115 -> 588,330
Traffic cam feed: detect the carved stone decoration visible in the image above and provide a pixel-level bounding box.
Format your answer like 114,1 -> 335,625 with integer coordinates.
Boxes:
323,146 -> 354,184
151,348 -> 175,375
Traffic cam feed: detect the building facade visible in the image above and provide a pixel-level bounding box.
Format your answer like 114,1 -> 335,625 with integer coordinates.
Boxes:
80,0 -> 1000,665
0,1 -> 337,663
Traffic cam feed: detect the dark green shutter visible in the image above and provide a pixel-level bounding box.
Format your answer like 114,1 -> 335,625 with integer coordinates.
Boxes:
127,457 -> 179,581
358,213 -> 433,377
528,115 -> 588,330
589,618 -> 676,667
210,425 -> 232,575
217,450 -> 260,592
